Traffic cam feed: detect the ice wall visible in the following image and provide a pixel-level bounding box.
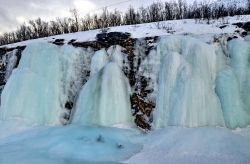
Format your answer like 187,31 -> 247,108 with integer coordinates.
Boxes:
154,36 -> 225,128
90,49 -> 109,76
0,43 -> 87,125
154,36 -> 250,129
72,46 -> 133,127
0,35 -> 249,130
215,40 -> 250,128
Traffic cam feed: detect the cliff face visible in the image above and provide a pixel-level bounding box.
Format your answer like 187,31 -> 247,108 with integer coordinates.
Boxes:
0,31 -> 249,130
66,32 -> 159,130
0,32 -> 158,130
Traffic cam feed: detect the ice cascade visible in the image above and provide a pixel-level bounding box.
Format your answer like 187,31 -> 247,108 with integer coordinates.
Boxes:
0,43 -> 86,125
72,46 -> 133,127
154,36 -> 225,128
215,40 -> 250,128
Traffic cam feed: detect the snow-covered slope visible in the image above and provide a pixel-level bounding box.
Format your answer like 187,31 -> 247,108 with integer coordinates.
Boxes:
1,15 -> 250,49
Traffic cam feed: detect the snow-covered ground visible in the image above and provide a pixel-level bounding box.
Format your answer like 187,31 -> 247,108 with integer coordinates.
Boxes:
0,122 -> 141,164
126,127 -> 250,164
1,15 -> 250,48
0,122 -> 250,164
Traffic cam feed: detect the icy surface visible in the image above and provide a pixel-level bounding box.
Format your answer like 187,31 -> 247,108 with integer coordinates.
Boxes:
90,49 -> 109,76
0,124 -> 141,164
215,40 -> 250,128
72,46 -> 133,127
0,43 -> 87,125
154,36 -> 225,128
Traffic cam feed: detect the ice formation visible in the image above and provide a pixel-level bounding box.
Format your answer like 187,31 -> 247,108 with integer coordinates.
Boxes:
72,46 -> 133,127
90,48 -> 109,76
215,40 -> 250,129
0,35 -> 249,130
153,36 -> 250,129
154,36 -> 225,128
0,43 -> 87,125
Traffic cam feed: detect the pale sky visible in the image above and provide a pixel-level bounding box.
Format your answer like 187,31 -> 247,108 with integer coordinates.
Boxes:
0,0 -> 204,34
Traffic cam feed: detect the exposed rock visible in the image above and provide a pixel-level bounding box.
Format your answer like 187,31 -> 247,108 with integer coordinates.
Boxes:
233,22 -> 250,31
0,47 -> 7,56
235,30 -> 240,33
241,31 -> 248,37
96,32 -> 131,46
0,46 -> 26,90
71,41 -> 104,50
131,93 -> 154,117
65,101 -> 73,110
14,47 -> 25,68
52,39 -> 65,46
242,22 -> 250,31
227,36 -> 238,41
232,22 -> 244,28
68,39 -> 76,44
219,25 -> 228,29
135,114 -> 151,130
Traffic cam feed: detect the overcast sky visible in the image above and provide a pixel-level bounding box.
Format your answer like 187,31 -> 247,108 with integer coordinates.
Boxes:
0,0 -> 202,34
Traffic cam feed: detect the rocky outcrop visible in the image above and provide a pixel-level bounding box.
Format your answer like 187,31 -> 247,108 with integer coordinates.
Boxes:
233,21 -> 250,31
0,46 -> 26,86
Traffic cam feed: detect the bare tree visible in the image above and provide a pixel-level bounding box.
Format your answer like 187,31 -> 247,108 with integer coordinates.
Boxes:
70,8 -> 80,32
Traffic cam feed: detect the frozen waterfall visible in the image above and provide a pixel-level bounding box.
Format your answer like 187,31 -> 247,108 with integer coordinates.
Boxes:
215,40 -> 250,129
0,43 -> 86,125
154,36 -> 225,128
72,46 -> 133,127
0,35 -> 249,130
153,36 -> 250,129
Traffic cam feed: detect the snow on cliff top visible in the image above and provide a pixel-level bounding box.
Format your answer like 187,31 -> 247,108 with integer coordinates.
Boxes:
2,15 -> 250,48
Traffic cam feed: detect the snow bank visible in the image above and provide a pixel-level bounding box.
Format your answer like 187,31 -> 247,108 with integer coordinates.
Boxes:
126,127 -> 250,164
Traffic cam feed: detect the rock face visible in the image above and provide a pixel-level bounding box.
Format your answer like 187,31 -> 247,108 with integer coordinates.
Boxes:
233,22 -> 250,31
0,46 -> 25,86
